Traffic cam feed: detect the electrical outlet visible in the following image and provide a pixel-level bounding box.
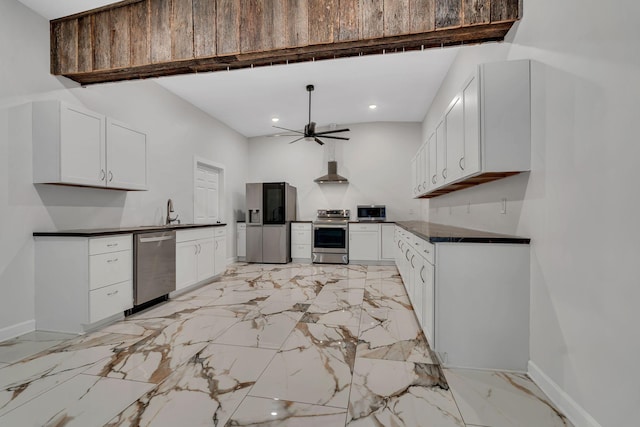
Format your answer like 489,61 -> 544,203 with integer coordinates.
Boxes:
500,198 -> 507,214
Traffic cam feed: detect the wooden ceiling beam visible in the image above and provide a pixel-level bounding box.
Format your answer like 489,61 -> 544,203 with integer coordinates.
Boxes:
51,0 -> 521,85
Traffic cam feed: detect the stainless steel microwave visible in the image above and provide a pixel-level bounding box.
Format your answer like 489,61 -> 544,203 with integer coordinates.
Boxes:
356,205 -> 386,222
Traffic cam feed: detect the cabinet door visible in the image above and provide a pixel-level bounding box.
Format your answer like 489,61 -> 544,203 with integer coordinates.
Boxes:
426,133 -> 436,191
237,227 -> 246,258
380,224 -> 395,260
59,104 -> 106,187
445,95 -> 464,184
176,241 -> 198,290
349,231 -> 380,261
421,260 -> 435,345
214,236 -> 226,275
412,253 -> 424,326
436,120 -> 446,186
410,155 -> 418,197
419,143 -> 428,193
463,75 -> 481,176
106,119 -> 147,190
197,238 -> 215,281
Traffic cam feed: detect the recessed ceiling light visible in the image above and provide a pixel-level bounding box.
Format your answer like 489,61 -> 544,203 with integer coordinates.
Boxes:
270,412 -> 278,416
271,117 -> 280,123
368,104 -> 377,110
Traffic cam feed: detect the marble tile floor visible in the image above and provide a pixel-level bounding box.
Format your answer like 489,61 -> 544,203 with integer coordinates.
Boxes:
0,263 -> 572,427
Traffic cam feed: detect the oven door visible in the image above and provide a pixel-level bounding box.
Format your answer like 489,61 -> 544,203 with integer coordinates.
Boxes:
313,224 -> 348,254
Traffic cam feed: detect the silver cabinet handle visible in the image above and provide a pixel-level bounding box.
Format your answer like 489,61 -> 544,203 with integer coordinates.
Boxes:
410,255 -> 415,268
417,184 -> 422,192
423,180 -> 427,188
215,240 -> 218,250
194,245 -> 198,255
139,235 -> 175,243
106,242 -> 119,247
432,175 -> 437,184
106,258 -> 118,263
107,290 -> 119,296
108,171 -> 113,182
424,248 -> 430,254
100,169 -> 106,181
459,157 -> 465,170
405,249 -> 410,261
420,265 -> 425,283
442,168 -> 447,179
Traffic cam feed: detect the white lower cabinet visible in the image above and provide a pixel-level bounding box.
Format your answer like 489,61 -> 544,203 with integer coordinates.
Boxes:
380,224 -> 395,260
291,222 -> 312,262
349,223 -> 380,262
394,225 -> 529,371
176,227 -> 225,291
35,234 -> 134,334
237,223 -> 246,261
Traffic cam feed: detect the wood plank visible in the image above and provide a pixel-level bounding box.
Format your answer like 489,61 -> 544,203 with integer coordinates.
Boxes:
240,0 -> 264,53
384,0 -> 410,36
435,0 -> 461,29
77,15 -> 93,72
110,6 -> 131,68
491,0 -> 519,22
309,0 -> 338,45
93,11 -> 111,70
51,20 -> 75,74
409,0 -> 435,33
193,0 -> 216,57
150,0 -> 171,63
130,0 -> 150,66
361,0 -> 384,39
464,0 -> 489,25
339,0 -> 360,41
271,0 -> 288,49
217,0 -> 241,54
285,0 -> 308,47
171,0 -> 194,60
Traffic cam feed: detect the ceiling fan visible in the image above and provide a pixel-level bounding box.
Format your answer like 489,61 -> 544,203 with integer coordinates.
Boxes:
272,84 -> 350,145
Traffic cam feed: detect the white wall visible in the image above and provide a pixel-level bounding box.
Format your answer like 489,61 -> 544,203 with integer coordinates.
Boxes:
0,0 -> 249,338
249,122 -> 422,221
421,1 -> 640,426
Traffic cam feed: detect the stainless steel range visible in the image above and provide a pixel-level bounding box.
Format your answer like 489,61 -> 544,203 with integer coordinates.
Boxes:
312,209 -> 350,264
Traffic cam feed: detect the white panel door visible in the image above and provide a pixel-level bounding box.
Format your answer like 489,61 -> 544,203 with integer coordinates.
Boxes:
421,260 -> 434,345
106,119 -> 147,190
59,105 -> 105,187
195,164 -> 219,223
427,133 -> 437,191
463,75 -> 481,176
445,95 -> 464,184
436,120 -> 446,187
176,241 -> 198,290
214,236 -> 226,275
349,231 -> 380,261
197,238 -> 215,281
380,224 -> 395,260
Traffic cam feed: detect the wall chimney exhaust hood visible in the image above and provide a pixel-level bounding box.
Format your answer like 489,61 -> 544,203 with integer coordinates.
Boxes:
314,161 -> 348,184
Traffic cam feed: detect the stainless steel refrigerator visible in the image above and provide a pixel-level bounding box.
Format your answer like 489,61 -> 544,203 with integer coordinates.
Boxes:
246,182 -> 297,263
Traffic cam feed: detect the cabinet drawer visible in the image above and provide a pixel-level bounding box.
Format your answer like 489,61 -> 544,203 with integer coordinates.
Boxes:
214,227 -> 226,237
89,235 -> 132,255
350,223 -> 380,232
412,236 -> 435,265
89,250 -> 132,290
177,227 -> 214,243
89,280 -> 132,323
291,223 -> 311,232
237,223 -> 246,230
291,244 -> 311,259
291,230 -> 311,245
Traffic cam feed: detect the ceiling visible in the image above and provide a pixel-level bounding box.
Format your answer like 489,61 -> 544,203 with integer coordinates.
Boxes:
18,0 -> 460,138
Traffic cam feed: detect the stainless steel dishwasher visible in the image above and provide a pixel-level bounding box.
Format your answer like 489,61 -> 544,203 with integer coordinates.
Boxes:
133,230 -> 176,310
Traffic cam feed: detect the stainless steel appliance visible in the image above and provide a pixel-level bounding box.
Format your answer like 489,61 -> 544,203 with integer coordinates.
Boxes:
246,182 -> 297,263
312,209 -> 350,264
356,205 -> 386,222
133,230 -> 176,309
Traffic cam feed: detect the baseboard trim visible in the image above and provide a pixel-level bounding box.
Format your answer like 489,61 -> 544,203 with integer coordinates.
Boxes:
0,319 -> 35,342
528,360 -> 602,427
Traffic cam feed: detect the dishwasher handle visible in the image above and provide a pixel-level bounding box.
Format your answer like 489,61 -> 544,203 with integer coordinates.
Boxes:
139,235 -> 175,243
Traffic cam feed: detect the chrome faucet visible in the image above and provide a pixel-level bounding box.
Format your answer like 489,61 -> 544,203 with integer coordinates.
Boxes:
166,199 -> 179,225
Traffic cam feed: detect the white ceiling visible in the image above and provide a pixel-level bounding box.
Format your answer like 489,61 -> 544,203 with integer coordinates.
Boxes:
18,0 -> 460,138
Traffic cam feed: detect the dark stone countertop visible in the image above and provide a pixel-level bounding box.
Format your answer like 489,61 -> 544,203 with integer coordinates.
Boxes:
33,223 -> 227,237
396,221 -> 530,244
348,221 -> 396,224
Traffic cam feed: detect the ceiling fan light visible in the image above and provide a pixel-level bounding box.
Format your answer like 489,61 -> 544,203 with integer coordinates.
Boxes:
271,117 -> 280,123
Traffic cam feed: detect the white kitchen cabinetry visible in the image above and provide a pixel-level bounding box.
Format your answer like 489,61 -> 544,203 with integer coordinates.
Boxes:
214,227 -> 227,276
32,100 -> 147,191
394,225 -> 529,371
415,60 -> 530,198
380,224 -> 395,260
349,223 -> 380,262
35,234 -> 134,333
291,222 -> 312,262
176,227 -> 219,291
237,223 -> 246,261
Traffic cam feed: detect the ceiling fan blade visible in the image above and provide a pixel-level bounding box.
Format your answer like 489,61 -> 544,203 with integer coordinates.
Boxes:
314,128 -> 350,136
316,135 -> 350,141
313,137 -> 325,146
288,136 -> 306,144
273,125 -> 304,134
267,133 -> 301,137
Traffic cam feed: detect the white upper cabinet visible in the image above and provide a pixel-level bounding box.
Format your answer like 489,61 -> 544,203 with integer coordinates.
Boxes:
32,100 -> 148,191
415,60 -> 531,198
106,119 -> 148,190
